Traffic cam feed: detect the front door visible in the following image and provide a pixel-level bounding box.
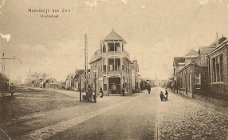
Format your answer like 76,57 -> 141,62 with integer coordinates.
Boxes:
109,78 -> 121,94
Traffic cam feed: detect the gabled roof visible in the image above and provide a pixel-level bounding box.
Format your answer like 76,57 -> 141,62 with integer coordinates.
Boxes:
198,47 -> 215,55
207,38 -> 228,56
90,50 -> 102,64
173,57 -> 185,66
185,49 -> 199,58
101,29 -> 127,44
209,36 -> 227,48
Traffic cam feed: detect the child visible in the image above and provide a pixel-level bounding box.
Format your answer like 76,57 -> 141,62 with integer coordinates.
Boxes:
160,91 -> 165,101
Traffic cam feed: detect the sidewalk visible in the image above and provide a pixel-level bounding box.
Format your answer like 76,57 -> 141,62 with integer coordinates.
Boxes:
158,89 -> 228,140
27,87 -> 80,99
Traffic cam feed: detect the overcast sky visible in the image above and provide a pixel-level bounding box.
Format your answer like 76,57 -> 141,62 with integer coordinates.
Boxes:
1,0 -> 228,81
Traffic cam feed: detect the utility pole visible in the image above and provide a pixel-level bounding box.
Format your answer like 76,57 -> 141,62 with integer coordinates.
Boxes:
0,53 -> 22,75
79,76 -> 81,101
84,34 -> 88,91
1,53 -> 5,74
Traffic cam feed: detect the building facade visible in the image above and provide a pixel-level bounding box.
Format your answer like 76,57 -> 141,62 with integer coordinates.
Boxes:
175,47 -> 215,97
89,30 -> 139,95
207,37 -> 228,100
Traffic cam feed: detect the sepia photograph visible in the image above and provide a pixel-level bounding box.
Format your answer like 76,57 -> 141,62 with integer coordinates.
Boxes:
0,0 -> 228,139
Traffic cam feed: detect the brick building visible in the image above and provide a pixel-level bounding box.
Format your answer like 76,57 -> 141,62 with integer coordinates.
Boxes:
207,36 -> 228,100
175,47 -> 215,97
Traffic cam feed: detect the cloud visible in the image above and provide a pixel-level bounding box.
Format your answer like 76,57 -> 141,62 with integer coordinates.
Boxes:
197,0 -> 209,5
120,0 -> 127,4
85,0 -> 98,7
0,33 -> 11,42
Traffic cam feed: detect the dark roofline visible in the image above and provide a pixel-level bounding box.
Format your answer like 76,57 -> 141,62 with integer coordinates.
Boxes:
207,39 -> 228,56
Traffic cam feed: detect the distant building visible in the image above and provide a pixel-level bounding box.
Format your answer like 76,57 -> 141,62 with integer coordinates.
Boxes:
40,78 -> 59,89
207,36 -> 228,99
89,29 -> 140,95
131,60 -> 140,92
0,72 -> 9,92
65,73 -> 73,90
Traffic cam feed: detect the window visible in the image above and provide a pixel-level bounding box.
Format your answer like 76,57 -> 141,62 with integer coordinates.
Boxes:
103,65 -> 106,72
211,55 -> 223,83
103,45 -> 106,52
115,43 -> 120,51
108,43 -> 115,51
212,58 -> 216,82
220,55 -> 223,82
195,74 -> 201,85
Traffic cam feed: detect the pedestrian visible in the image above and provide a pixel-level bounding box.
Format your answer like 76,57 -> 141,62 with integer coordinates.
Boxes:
99,87 -> 103,98
147,84 -> 151,94
82,89 -> 86,101
165,89 -> 169,101
93,91 -> 96,103
9,83 -> 15,97
122,87 -> 125,96
160,91 -> 165,101
88,86 -> 92,102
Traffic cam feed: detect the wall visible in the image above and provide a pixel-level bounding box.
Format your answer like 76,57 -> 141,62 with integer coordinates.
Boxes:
209,46 -> 228,98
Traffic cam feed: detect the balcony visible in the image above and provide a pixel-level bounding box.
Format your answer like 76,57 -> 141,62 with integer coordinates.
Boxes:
101,51 -> 130,58
108,70 -> 121,77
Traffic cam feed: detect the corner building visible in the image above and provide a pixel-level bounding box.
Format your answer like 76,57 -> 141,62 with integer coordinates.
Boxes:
89,30 -> 137,95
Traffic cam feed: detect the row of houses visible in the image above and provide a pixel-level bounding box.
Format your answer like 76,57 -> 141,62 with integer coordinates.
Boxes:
25,72 -> 59,89
65,30 -> 142,95
173,36 -> 228,100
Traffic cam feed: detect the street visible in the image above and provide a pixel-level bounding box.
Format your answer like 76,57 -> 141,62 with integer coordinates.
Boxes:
0,87 -> 228,140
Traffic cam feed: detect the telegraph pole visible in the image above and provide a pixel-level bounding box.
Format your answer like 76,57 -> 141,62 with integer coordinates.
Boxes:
84,34 -> 88,91
2,53 -> 5,74
0,53 -> 22,75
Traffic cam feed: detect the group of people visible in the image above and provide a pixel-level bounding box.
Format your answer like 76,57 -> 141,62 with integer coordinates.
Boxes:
81,86 -> 96,103
81,87 -> 104,103
160,89 -> 169,101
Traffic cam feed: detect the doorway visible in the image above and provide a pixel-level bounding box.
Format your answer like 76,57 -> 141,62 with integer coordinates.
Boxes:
109,77 -> 121,94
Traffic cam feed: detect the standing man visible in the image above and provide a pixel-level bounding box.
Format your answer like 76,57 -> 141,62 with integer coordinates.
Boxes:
9,82 -> 15,97
93,91 -> 96,103
122,86 -> 125,96
147,84 -> 151,94
99,87 -> 103,98
165,89 -> 169,101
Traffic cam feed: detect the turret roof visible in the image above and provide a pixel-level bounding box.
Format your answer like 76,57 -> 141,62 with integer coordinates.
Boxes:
102,29 -> 127,44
